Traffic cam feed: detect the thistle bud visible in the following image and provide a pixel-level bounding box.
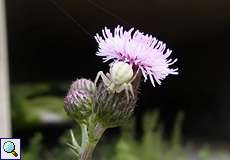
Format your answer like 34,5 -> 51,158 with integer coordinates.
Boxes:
94,80 -> 140,128
64,79 -> 96,121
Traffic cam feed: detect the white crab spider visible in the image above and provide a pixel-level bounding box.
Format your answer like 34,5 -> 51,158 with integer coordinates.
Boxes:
94,61 -> 139,102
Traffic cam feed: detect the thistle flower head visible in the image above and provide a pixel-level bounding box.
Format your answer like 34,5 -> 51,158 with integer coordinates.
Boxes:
94,82 -> 137,128
95,25 -> 178,86
64,78 -> 95,118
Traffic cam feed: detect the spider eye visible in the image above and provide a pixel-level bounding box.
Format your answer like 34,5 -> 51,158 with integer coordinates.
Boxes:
111,61 -> 133,84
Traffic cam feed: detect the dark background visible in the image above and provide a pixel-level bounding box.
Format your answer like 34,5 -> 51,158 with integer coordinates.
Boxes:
5,0 -> 230,141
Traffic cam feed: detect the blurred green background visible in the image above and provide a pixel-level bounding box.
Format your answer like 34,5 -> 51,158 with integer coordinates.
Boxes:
10,83 -> 229,159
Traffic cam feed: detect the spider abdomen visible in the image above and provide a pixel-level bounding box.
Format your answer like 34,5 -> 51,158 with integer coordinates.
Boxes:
111,61 -> 133,85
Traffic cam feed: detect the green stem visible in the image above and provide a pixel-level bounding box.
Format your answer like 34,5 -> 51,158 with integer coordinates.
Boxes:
80,123 -> 106,160
79,143 -> 96,160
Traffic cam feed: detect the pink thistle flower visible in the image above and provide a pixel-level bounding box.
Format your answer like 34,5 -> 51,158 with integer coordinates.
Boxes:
95,25 -> 178,86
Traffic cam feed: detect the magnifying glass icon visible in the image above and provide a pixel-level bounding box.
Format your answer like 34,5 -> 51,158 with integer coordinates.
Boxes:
3,141 -> 18,157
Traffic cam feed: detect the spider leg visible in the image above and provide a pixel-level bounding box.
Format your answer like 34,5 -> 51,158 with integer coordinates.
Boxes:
130,68 -> 140,83
106,73 -> 111,79
116,83 -> 134,102
116,83 -> 129,102
127,83 -> 135,98
125,85 -> 130,102
123,83 -> 134,102
115,84 -> 124,92
94,71 -> 111,86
